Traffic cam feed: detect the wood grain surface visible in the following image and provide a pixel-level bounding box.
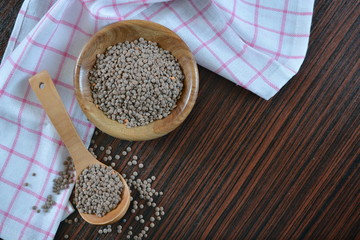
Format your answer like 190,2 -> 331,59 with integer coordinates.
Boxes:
1,0 -> 359,239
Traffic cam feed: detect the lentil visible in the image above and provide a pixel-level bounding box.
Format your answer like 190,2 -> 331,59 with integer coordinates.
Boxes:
74,164 -> 123,217
89,38 -> 184,128
52,157 -> 75,194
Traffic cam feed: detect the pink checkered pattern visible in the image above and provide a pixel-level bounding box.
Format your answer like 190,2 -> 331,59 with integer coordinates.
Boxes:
0,0 -> 314,239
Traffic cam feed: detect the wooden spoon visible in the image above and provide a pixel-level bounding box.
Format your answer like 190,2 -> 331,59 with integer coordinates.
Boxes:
29,70 -> 130,225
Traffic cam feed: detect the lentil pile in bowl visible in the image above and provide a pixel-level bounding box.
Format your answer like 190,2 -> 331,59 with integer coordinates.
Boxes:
89,38 -> 184,128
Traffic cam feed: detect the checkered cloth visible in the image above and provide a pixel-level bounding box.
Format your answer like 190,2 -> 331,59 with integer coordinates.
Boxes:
0,0 -> 314,239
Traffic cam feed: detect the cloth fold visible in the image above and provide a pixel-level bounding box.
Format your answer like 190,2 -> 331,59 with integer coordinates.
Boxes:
0,0 -> 314,239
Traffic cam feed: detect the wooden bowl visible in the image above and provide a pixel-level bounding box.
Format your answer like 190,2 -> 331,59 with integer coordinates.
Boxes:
74,20 -> 199,141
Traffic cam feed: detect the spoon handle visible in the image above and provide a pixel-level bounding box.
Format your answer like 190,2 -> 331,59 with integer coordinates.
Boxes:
29,71 -> 90,166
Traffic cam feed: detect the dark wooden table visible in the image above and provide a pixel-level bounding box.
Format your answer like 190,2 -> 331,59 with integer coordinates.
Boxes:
1,0 -> 359,239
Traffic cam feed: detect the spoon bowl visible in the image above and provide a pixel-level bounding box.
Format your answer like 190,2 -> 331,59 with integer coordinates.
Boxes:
29,71 -> 130,225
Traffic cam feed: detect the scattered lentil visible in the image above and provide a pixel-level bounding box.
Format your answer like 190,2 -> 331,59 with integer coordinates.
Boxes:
41,195 -> 56,212
88,141 -> 167,238
64,235 -> 69,239
52,157 -> 75,194
32,173 -> 36,176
